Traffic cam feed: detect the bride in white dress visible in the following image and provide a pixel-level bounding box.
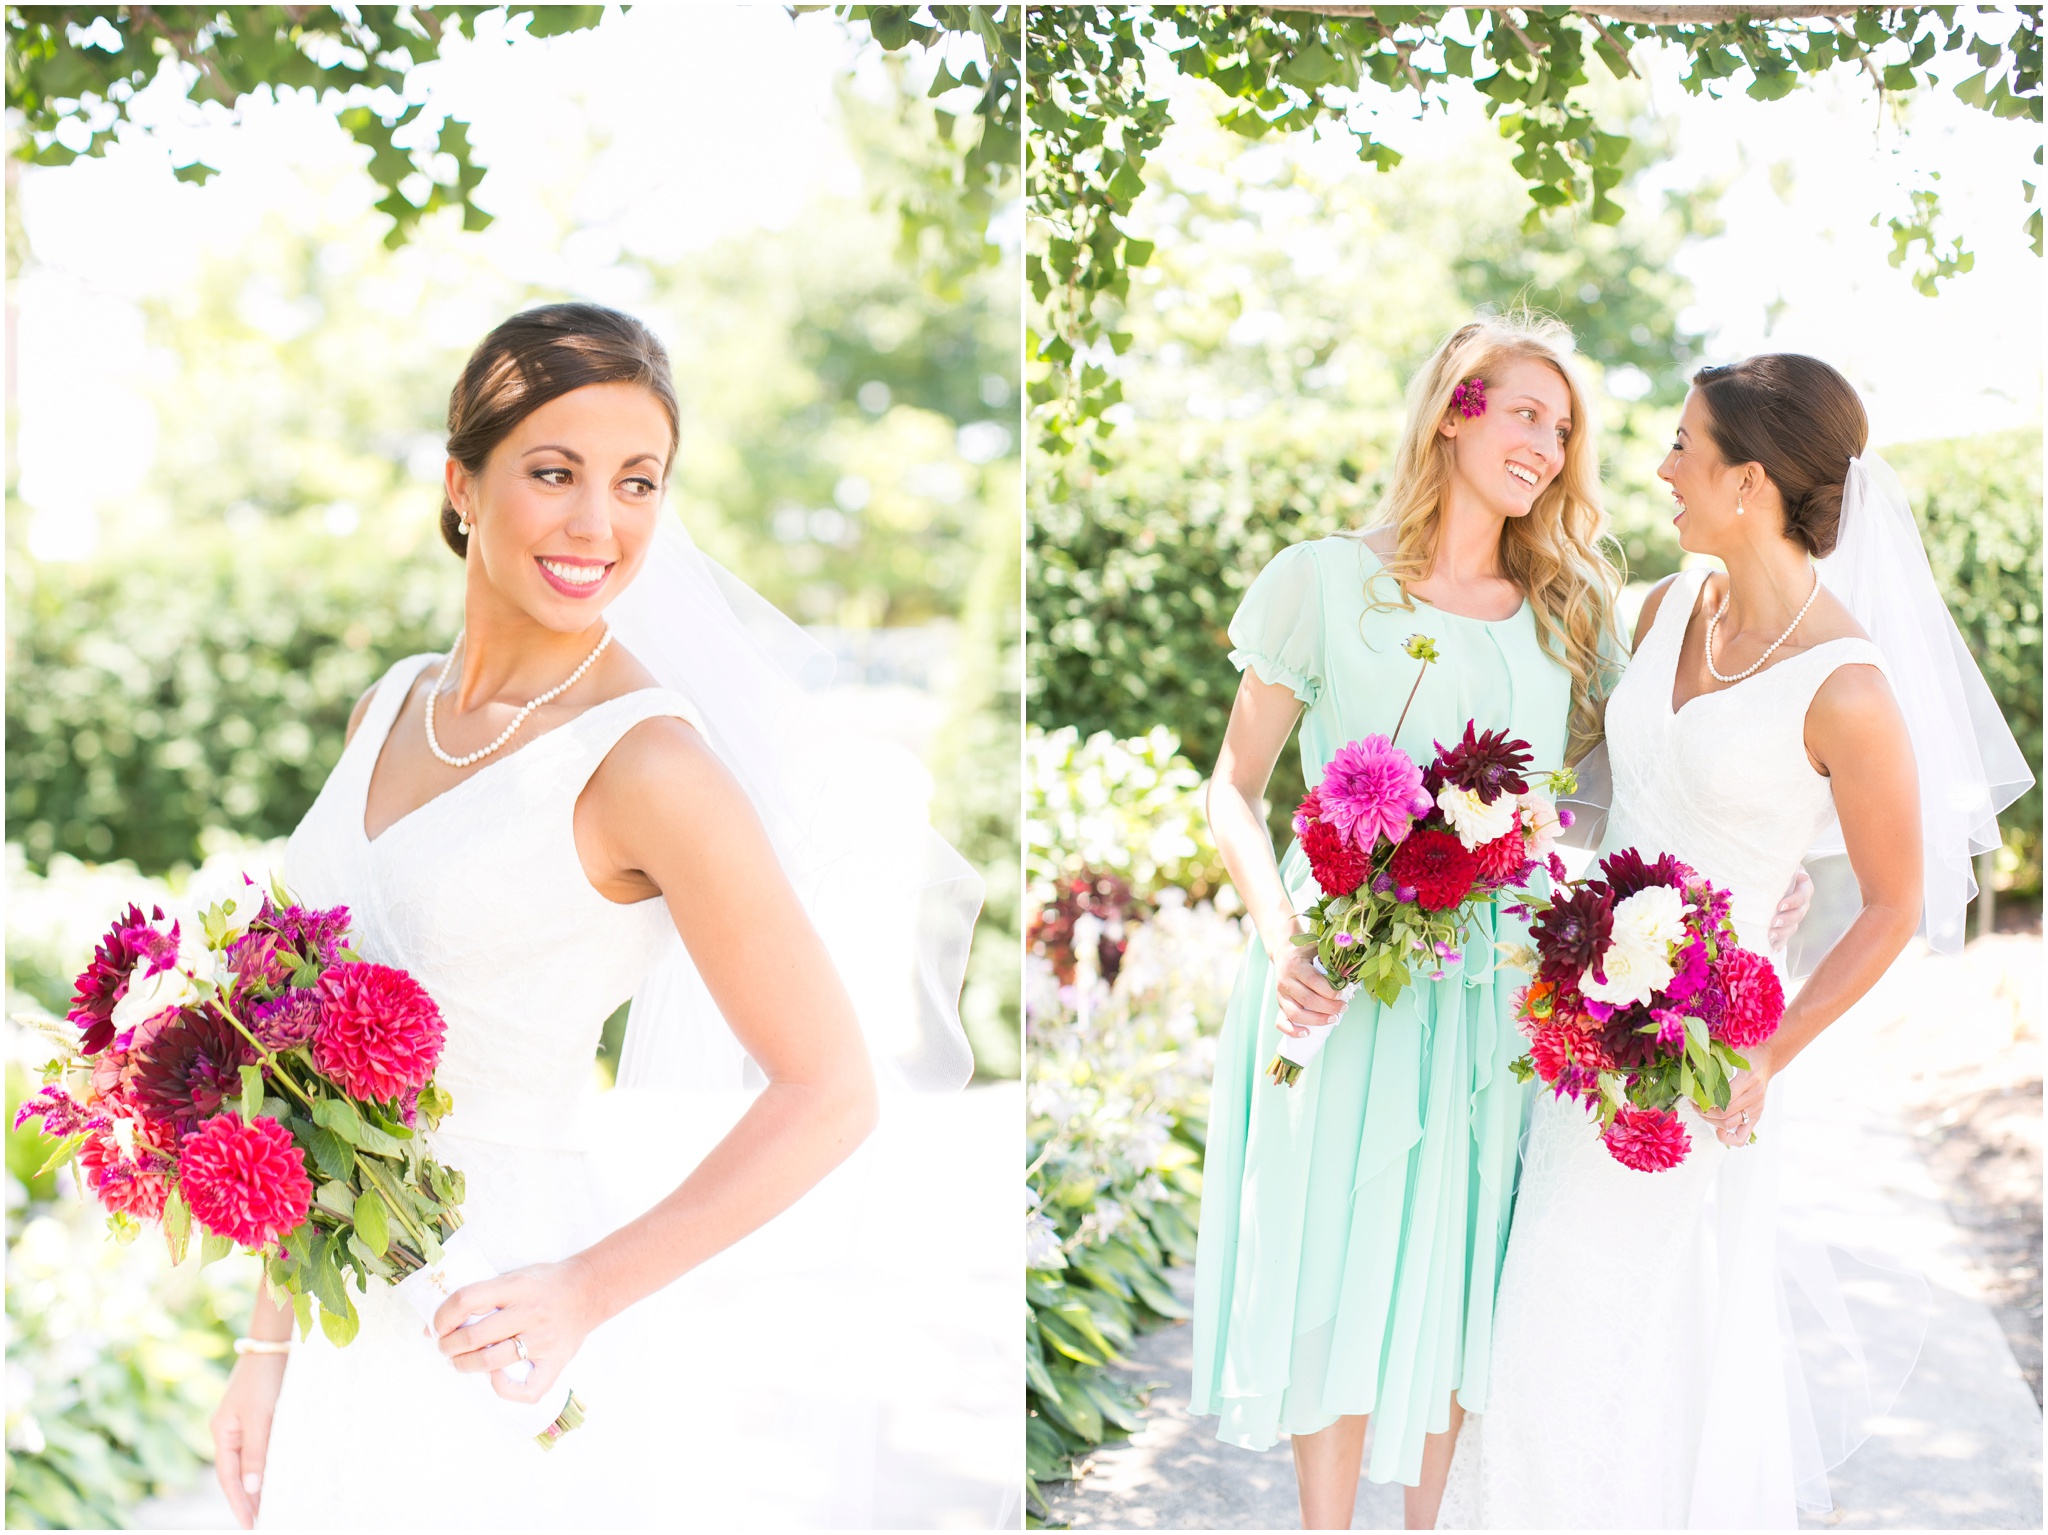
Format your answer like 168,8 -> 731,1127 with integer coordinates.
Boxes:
1438,354 -> 2031,1529
205,302 -> 978,1529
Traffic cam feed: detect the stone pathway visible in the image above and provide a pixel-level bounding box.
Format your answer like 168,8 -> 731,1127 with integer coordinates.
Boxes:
1042,937 -> 2043,1531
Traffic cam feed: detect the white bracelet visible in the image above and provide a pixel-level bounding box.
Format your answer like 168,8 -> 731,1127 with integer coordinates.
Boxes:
233,1337 -> 293,1356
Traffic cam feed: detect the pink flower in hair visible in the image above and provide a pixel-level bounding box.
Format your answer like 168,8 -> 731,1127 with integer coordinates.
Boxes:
1450,376 -> 1487,418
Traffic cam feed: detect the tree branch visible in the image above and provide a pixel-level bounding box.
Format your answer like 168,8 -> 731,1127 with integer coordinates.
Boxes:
1270,4 -> 1862,17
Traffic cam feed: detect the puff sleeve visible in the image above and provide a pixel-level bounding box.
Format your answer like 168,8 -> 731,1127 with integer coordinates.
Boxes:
1227,541 -> 1324,709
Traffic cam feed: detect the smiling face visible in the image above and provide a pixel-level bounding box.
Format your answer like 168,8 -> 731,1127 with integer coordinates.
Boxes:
445,380 -> 672,630
1657,388 -> 1755,556
1438,356 -> 1573,521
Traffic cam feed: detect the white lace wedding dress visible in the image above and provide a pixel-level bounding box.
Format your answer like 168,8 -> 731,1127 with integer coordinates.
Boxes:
1437,567 -> 1892,1529
254,653 -> 875,1529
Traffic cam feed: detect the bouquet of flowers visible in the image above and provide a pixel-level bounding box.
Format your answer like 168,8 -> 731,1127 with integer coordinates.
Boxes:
14,880 -> 584,1447
1505,849 -> 1786,1171
1271,638 -> 1576,1087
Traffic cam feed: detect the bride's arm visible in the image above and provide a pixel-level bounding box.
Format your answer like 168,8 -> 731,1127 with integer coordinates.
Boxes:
1207,672 -> 1344,1037
1702,662 -> 1922,1142
434,716 -> 877,1400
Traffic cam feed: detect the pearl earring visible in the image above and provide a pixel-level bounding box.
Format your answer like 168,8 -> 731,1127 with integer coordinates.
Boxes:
1735,490 -> 1744,516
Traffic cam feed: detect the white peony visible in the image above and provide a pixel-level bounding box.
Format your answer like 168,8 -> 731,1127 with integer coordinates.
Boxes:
108,933 -> 215,1033
1579,885 -> 1687,1007
1437,784 -> 1518,850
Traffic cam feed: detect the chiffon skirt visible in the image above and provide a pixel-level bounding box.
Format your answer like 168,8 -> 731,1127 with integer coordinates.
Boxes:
256,1088 -> 876,1529
1189,846 -> 1530,1486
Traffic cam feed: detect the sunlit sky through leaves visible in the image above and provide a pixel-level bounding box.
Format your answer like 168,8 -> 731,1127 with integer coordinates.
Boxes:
12,4 -> 1007,561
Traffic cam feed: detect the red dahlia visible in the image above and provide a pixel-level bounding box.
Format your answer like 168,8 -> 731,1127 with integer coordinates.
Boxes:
1712,947 -> 1785,1051
1472,827 -> 1528,885
1601,1104 -> 1691,1172
1387,828 -> 1480,911
179,1113 -> 313,1249
313,962 -> 447,1101
1297,792 -> 1372,895
77,1127 -> 171,1221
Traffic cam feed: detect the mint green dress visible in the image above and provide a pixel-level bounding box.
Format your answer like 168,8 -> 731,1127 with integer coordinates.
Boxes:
1190,534 -> 1572,1486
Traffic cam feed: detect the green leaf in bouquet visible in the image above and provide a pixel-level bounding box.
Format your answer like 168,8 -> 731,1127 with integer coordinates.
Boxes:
315,1179 -> 356,1220
361,1101 -> 414,1140
318,1292 -> 361,1347
163,1189 -> 192,1266
353,1186 -> 391,1257
108,1209 -> 142,1243
1290,930 -> 1317,947
291,1289 -> 315,1341
32,1130 -> 87,1180
313,1096 -> 404,1156
199,1231 -> 233,1267
416,1082 -> 454,1126
307,1232 -> 352,1318
305,1124 -> 354,1183
239,1063 -> 265,1121
346,1233 -> 394,1279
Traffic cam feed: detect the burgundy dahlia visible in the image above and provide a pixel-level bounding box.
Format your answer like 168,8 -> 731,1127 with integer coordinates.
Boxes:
1601,1104 -> 1691,1173
1713,947 -> 1785,1051
68,904 -> 180,1056
128,1007 -> 257,1140
1433,722 -> 1532,804
1599,848 -> 1690,900
314,962 -> 447,1101
1387,827 -> 1481,911
179,1113 -> 313,1249
1529,883 -> 1615,985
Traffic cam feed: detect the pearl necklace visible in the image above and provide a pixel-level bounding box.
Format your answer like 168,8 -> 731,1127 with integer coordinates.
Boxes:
1704,570 -> 1820,684
424,627 -> 613,769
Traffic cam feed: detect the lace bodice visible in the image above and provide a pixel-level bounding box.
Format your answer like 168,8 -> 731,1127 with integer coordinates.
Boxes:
282,652 -> 701,1148
1601,567 -> 1888,949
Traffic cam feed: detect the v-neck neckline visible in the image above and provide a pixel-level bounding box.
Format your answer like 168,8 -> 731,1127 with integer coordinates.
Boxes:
358,659 -> 663,848
1664,569 -> 1850,718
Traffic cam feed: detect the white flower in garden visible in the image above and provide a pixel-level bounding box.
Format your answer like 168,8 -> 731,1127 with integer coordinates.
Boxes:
1580,884 -> 1687,1006
1437,783 -> 1517,850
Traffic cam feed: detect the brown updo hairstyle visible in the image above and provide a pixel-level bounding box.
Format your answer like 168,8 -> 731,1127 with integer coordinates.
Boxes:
1688,353 -> 1868,558
439,302 -> 680,557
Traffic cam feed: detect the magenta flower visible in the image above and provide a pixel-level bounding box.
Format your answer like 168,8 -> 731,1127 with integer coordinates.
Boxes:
1450,376 -> 1487,418
1664,939 -> 1710,1003
68,905 -> 181,1056
1318,736 -> 1431,852
1649,1008 -> 1689,1049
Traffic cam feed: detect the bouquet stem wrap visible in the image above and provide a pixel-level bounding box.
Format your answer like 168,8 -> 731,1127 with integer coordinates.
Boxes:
391,1228 -> 584,1449
1267,974 -> 1360,1086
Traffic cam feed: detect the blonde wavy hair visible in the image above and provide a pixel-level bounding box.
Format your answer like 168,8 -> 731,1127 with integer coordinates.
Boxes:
1362,314 -> 1622,760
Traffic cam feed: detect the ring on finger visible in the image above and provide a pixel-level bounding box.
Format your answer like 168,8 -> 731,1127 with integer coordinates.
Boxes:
512,1334 -> 532,1366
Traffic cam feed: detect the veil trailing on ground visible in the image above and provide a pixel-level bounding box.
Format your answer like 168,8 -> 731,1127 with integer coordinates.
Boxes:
1801,452 -> 2034,955
601,516 -> 982,1094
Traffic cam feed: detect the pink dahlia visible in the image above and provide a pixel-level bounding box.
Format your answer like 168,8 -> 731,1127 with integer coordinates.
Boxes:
68,904 -> 181,1056
1713,947 -> 1785,1051
179,1113 -> 312,1249
313,962 -> 447,1101
1318,737 -> 1431,852
77,1127 -> 171,1221
1602,1104 -> 1691,1172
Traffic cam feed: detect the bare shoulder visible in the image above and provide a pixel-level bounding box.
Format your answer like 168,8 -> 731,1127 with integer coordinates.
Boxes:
585,711 -> 737,820
1808,655 -> 1899,726
1789,581 -> 1870,648
343,658 -> 440,748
